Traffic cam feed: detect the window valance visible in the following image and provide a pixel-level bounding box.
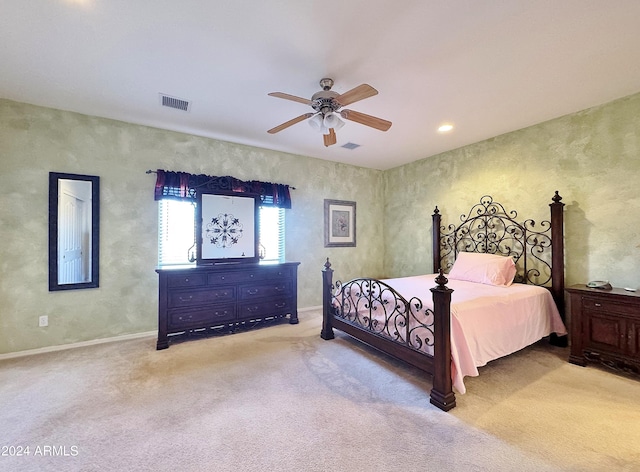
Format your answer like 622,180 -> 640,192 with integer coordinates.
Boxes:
153,169 -> 292,209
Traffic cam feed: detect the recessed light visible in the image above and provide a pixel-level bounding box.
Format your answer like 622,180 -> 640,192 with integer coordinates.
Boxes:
438,124 -> 454,133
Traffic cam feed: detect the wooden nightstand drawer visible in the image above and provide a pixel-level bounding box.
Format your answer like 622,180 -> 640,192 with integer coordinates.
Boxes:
582,297 -> 638,316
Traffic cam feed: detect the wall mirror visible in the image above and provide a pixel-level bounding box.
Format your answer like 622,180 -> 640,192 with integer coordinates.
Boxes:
49,172 -> 100,291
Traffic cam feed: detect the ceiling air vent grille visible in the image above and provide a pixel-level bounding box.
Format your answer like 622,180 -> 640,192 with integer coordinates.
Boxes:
159,93 -> 191,112
341,142 -> 360,150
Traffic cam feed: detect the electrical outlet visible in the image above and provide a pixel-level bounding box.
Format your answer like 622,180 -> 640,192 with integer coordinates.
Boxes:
39,315 -> 48,327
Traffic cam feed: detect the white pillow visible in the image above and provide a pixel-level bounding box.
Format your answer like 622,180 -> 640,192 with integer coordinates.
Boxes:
448,252 -> 517,287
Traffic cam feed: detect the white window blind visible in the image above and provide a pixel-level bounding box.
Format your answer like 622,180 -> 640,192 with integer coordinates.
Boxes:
258,206 -> 285,263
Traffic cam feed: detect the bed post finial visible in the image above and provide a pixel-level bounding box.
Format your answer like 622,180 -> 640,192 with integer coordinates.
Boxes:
435,268 -> 448,287
432,207 -> 442,273
321,258 -> 335,341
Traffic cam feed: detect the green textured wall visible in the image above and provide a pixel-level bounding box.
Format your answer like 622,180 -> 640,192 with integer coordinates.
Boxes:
2,92 -> 639,355
0,99 -> 384,354
384,92 -> 640,290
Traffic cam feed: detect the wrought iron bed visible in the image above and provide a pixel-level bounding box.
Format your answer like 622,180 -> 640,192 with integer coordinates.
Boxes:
321,192 -> 566,411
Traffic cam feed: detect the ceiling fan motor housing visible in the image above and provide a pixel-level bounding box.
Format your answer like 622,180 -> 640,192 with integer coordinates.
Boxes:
311,90 -> 340,115
311,78 -> 340,115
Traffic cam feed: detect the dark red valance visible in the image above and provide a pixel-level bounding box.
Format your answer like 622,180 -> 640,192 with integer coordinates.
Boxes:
153,170 -> 292,209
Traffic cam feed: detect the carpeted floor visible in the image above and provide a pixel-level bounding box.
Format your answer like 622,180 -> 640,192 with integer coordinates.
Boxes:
1,310 -> 639,471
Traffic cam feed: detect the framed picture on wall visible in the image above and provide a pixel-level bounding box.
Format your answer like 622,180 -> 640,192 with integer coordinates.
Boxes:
196,190 -> 260,264
324,199 -> 356,247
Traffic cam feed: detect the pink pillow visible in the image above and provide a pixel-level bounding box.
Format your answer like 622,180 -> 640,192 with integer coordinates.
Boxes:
448,252 -> 517,287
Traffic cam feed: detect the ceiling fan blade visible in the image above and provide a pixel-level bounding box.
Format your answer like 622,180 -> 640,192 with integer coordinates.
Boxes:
340,109 -> 392,131
323,128 -> 337,147
335,84 -> 378,107
268,92 -> 313,106
268,113 -> 314,134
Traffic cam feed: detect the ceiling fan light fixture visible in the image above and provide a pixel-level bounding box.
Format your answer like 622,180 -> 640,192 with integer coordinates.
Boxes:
308,113 -> 325,132
323,112 -> 345,130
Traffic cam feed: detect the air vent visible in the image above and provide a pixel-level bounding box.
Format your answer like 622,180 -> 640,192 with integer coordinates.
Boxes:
159,93 -> 191,112
341,142 -> 360,150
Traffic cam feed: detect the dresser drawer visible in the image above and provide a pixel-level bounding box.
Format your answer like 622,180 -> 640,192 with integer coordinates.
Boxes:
239,298 -> 293,319
207,269 -> 266,285
238,280 -> 292,300
168,305 -> 236,329
167,273 -> 206,288
168,287 -> 235,308
261,265 -> 294,279
582,297 -> 638,317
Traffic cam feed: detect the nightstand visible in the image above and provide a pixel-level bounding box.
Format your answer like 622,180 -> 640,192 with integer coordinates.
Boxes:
566,285 -> 640,374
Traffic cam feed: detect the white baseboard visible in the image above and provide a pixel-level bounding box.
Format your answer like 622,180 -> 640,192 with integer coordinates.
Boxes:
0,330 -> 156,361
299,305 -> 321,312
0,306 -> 322,361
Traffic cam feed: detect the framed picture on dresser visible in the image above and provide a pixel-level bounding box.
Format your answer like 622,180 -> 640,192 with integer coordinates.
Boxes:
196,190 -> 260,265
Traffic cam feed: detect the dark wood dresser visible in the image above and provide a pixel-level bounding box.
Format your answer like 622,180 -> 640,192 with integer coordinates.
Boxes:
156,262 -> 300,349
567,284 -> 640,374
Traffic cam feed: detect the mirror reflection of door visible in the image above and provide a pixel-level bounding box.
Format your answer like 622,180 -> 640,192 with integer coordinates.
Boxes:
58,179 -> 92,284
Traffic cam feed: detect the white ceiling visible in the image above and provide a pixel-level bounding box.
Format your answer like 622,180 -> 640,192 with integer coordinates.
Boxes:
2,1 -> 640,171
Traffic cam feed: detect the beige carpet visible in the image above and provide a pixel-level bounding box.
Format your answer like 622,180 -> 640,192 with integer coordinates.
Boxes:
1,310 -> 639,472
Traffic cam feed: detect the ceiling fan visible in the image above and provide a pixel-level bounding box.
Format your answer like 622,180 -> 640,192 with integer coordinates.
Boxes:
267,78 -> 392,147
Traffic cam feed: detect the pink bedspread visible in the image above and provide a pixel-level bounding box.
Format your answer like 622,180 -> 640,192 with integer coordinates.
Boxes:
379,275 -> 567,394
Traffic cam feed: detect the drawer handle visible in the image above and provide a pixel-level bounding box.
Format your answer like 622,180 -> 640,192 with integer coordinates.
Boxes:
275,302 -> 286,308
247,306 -> 259,313
594,303 -> 602,307
221,276 -> 225,280
275,286 -> 284,292
215,291 -> 229,298
184,278 -> 189,283
179,295 -> 193,302
248,288 -> 259,295
177,315 -> 192,321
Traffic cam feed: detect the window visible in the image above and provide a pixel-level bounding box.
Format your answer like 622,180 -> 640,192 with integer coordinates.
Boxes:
257,206 -> 285,263
158,200 -> 284,266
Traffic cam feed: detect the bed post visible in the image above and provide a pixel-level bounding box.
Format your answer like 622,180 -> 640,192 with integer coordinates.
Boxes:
549,191 -> 567,347
432,206 -> 442,273
429,270 -> 456,411
321,258 -> 335,340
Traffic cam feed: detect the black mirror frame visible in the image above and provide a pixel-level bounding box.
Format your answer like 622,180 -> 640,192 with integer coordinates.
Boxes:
48,172 -> 100,291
